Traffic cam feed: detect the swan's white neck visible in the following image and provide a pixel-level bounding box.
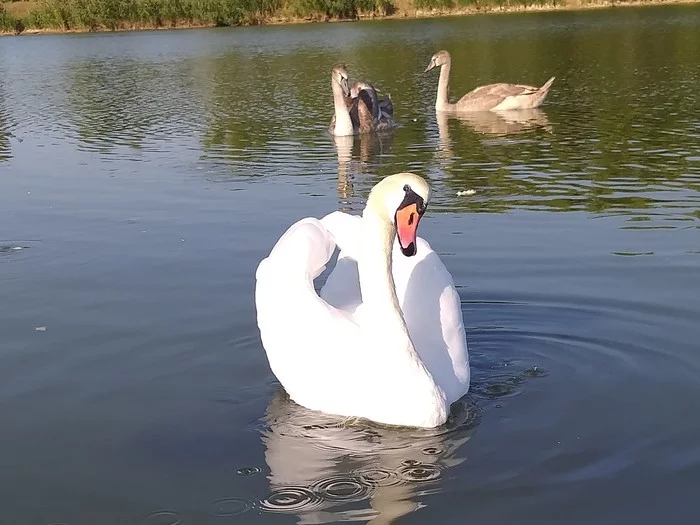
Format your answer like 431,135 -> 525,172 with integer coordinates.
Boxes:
331,80 -> 353,136
356,205 -> 447,426
357,208 -> 420,361
358,209 -> 403,324
435,58 -> 453,112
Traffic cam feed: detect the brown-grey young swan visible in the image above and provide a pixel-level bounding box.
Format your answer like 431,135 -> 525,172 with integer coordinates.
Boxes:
351,80 -> 394,122
424,50 -> 556,112
328,65 -> 397,136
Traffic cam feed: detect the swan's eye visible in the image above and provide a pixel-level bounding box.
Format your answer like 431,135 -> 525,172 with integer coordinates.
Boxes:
403,184 -> 410,192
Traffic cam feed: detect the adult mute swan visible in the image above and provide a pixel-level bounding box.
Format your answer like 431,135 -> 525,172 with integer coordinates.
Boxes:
255,173 -> 470,428
424,50 -> 555,112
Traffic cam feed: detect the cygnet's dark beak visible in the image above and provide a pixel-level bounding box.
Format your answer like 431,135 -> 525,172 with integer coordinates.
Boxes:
340,77 -> 350,97
424,61 -> 435,73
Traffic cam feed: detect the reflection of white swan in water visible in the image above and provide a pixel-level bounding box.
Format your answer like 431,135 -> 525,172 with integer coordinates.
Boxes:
436,109 -> 551,160
259,388 -> 478,524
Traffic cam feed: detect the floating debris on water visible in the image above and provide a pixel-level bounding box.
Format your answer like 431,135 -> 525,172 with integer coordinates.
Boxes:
0,245 -> 27,255
35,326 -> 47,332
456,189 -> 476,196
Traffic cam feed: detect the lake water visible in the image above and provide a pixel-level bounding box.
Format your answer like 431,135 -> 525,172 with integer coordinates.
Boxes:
2,4 -> 700,524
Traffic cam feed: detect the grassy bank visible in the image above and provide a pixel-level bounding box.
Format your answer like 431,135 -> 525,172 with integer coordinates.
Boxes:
1,0 -> 697,34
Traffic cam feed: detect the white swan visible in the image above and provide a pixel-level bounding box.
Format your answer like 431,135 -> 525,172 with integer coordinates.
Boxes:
255,173 -> 470,428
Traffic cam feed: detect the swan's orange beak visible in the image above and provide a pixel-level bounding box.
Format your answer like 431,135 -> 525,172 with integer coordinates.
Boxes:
396,203 -> 422,257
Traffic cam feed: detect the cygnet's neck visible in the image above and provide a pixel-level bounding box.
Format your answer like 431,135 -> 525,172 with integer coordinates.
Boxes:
435,58 -> 454,112
331,80 -> 353,136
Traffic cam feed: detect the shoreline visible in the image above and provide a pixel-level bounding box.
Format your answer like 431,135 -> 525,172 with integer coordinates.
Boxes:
2,0 -> 699,37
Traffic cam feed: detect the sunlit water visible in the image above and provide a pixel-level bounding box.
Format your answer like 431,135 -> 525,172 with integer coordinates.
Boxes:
1,5 -> 700,524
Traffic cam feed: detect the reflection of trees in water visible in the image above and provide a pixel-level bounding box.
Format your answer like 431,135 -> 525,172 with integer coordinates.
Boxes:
0,78 -> 10,162
199,50 -> 363,165
197,48 -> 434,177
66,59 -> 153,152
424,14 -> 700,217
259,388 -> 477,524
64,58 -> 204,154
199,13 -> 699,217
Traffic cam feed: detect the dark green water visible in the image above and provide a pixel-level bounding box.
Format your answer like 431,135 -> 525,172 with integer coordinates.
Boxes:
1,5 -> 700,524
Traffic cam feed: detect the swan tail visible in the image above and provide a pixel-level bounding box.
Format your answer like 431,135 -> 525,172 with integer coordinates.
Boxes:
539,76 -> 555,94
518,76 -> 555,109
533,76 -> 556,106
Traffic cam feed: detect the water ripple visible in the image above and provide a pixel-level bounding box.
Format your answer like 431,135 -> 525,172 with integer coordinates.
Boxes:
235,466 -> 261,476
397,462 -> 442,483
211,497 -> 252,516
142,511 -> 181,525
309,476 -> 371,502
353,467 -> 402,487
258,487 -> 324,513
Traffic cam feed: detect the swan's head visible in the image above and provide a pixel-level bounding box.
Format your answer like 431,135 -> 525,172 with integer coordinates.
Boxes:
350,81 -> 371,98
331,65 -> 351,97
367,173 -> 430,257
424,50 -> 451,73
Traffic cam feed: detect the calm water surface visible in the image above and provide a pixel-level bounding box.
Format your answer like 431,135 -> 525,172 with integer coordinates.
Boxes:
2,5 -> 700,524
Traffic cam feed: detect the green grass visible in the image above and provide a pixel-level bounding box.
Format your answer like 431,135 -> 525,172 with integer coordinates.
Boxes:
1,0 -> 395,32
1,4 -> 24,32
0,0 -> 685,33
22,0 -> 280,30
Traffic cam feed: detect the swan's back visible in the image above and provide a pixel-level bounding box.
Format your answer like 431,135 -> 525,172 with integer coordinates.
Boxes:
456,77 -> 556,111
320,212 -> 470,405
